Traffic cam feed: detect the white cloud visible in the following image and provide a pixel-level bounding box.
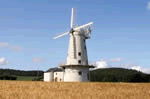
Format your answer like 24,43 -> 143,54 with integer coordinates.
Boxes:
94,58 -> 123,69
142,69 -> 150,74
92,58 -> 150,74
130,66 -> 142,72
0,57 -> 8,65
120,63 -> 137,68
0,42 -> 22,52
95,60 -> 111,68
110,58 -> 123,62
147,2 -> 150,10
32,57 -> 45,63
130,66 -> 150,74
120,63 -> 150,74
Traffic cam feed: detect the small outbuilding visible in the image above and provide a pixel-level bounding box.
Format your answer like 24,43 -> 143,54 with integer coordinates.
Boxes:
44,67 -> 64,82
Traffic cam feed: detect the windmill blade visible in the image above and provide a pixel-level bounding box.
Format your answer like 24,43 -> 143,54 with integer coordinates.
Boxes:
53,31 -> 69,39
74,22 -> 94,31
70,8 -> 77,28
70,8 -> 74,28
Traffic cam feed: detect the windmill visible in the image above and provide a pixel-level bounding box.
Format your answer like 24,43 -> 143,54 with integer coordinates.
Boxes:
53,8 -> 95,82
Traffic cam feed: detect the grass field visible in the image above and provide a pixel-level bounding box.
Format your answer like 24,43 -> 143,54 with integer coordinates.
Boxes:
0,81 -> 150,99
17,76 -> 37,81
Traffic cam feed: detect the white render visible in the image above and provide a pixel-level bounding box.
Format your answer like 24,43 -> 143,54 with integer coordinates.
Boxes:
44,71 -> 64,82
66,32 -> 88,65
54,71 -> 64,82
44,72 -> 54,82
64,66 -> 90,82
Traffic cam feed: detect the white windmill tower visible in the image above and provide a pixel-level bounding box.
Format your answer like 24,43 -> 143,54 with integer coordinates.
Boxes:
53,8 -> 95,82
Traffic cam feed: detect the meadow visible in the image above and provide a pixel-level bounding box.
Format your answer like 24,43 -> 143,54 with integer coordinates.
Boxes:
17,76 -> 37,81
0,81 -> 150,99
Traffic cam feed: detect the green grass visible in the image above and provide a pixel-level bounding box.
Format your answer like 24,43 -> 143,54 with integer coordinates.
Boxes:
17,76 -> 37,81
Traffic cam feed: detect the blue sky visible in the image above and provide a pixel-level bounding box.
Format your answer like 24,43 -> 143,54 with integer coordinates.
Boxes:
0,0 -> 150,73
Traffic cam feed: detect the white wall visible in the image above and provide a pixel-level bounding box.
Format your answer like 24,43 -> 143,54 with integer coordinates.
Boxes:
66,31 -> 88,65
54,71 -> 64,82
44,72 -> 54,82
64,66 -> 89,82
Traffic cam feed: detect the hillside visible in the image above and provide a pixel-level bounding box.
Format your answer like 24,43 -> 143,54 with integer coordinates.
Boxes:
0,68 -> 150,82
0,68 -> 44,81
90,68 -> 150,82
0,68 -> 44,76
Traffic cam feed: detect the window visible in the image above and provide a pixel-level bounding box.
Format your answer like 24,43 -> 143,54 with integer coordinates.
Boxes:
78,52 -> 81,56
83,39 -> 85,43
85,46 -> 86,50
78,60 -> 81,64
78,71 -> 82,75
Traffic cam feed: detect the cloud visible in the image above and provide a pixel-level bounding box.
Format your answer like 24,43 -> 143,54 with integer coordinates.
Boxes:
110,58 -> 123,62
142,69 -> 150,74
95,60 -> 111,69
92,58 -> 150,74
0,42 -> 22,52
32,57 -> 45,63
0,57 -> 8,65
130,66 -> 142,71
120,63 -> 137,68
120,63 -> 150,74
130,66 -> 150,74
94,58 -> 123,69
147,2 -> 150,10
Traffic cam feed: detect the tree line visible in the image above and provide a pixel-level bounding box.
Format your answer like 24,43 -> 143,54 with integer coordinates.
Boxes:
0,68 -> 150,82
90,68 -> 150,82
0,69 -> 44,76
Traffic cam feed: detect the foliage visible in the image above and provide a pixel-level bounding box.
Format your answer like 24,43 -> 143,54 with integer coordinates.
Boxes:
90,68 -> 150,82
0,68 -> 44,81
0,68 -> 44,76
0,74 -> 17,80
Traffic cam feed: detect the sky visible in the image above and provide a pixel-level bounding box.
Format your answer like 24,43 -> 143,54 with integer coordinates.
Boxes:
0,0 -> 150,73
